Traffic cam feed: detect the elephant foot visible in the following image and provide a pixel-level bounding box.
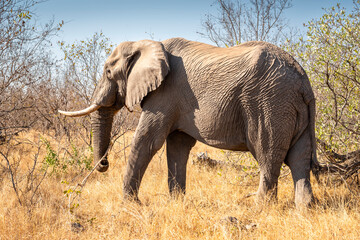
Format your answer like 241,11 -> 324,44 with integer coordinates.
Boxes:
123,183 -> 142,204
169,189 -> 186,201
256,175 -> 279,205
294,178 -> 314,209
96,159 -> 109,172
123,192 -> 141,204
256,188 -> 278,206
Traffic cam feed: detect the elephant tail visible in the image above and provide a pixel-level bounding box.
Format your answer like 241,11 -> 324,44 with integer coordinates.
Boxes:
308,98 -> 320,178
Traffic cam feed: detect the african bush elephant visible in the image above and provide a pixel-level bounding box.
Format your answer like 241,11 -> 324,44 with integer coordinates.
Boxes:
59,38 -> 317,207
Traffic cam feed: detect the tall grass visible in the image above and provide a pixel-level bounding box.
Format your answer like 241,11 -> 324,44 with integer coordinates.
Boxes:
0,131 -> 359,239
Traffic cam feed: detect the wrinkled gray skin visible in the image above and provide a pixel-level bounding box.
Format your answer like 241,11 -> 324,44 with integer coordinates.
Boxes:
62,38 -> 317,208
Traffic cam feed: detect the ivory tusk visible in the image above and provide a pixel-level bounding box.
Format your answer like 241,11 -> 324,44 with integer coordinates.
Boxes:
58,104 -> 101,117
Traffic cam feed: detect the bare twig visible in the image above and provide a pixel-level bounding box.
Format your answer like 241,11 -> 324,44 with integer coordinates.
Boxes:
0,151 -> 22,205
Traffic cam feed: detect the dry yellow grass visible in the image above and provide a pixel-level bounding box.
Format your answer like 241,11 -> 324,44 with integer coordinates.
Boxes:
0,131 -> 359,239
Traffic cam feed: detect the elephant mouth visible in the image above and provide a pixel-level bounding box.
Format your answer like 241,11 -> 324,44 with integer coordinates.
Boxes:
58,104 -> 101,117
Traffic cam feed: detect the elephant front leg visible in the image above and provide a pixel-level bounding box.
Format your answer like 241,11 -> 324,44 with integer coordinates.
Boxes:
122,117 -> 169,201
166,131 -> 196,195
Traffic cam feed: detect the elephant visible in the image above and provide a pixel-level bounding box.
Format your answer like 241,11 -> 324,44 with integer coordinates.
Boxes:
59,38 -> 318,208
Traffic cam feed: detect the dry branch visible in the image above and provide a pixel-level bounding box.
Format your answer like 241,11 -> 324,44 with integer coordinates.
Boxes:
194,152 -> 247,171
316,138 -> 360,180
0,151 -> 22,205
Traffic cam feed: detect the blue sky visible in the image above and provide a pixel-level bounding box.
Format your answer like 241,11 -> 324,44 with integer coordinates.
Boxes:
35,0 -> 354,47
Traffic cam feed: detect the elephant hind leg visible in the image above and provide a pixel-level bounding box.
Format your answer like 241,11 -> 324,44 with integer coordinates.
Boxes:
285,127 -> 313,208
252,130 -> 291,204
256,154 -> 284,204
166,131 -> 196,195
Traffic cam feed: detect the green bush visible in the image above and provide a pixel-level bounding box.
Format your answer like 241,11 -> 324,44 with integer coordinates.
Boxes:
285,1 -> 360,153
42,137 -> 93,176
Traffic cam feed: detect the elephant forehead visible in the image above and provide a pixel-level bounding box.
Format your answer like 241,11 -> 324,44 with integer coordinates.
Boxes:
107,41 -> 134,62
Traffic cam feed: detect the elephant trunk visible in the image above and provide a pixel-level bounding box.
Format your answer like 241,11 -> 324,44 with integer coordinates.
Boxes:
91,107 -> 116,172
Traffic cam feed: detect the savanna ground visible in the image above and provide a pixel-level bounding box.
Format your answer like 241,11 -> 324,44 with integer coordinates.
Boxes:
1,130 -> 359,240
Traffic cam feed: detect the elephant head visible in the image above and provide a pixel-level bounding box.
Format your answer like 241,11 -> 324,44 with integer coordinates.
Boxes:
58,40 -> 170,172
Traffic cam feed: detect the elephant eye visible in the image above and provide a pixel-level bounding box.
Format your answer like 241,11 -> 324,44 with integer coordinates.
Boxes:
106,69 -> 112,79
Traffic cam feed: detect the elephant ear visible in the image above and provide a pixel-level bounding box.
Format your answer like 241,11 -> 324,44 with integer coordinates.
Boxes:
125,40 -> 170,111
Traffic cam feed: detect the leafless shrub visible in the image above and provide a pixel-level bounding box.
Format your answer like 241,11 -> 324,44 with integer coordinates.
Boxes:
0,137 -> 48,207
0,0 -> 60,141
